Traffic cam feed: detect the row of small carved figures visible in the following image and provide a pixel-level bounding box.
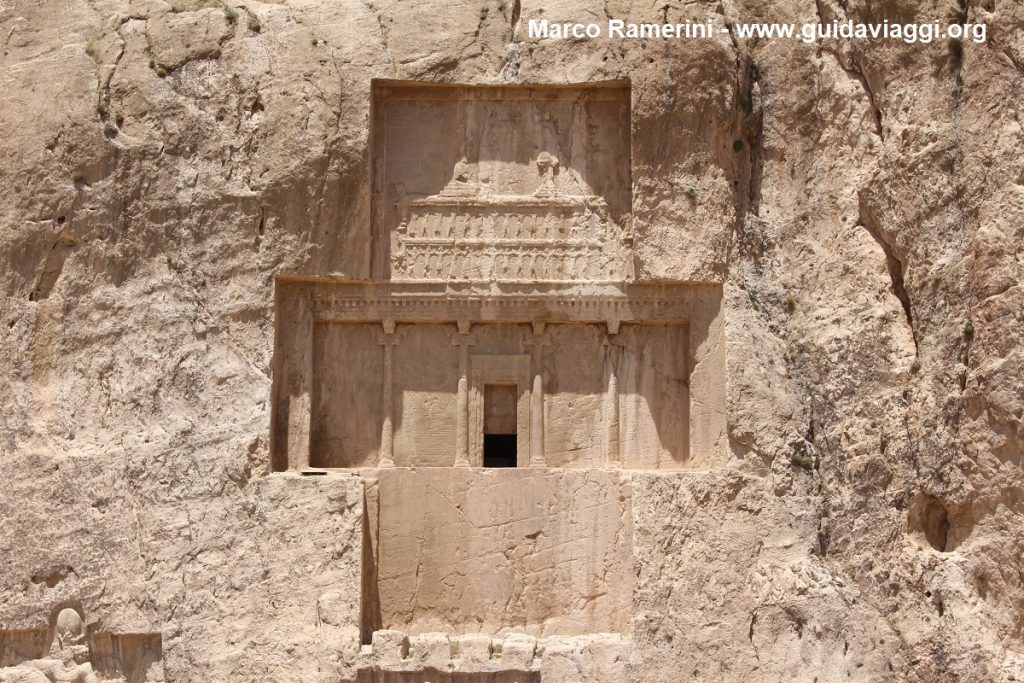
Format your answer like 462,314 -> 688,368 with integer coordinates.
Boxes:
397,209 -> 612,241
393,246 -> 628,280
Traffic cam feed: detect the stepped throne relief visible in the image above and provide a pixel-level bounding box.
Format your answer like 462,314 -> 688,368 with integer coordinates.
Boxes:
391,150 -> 631,282
269,81 -> 727,677
372,81 -> 633,283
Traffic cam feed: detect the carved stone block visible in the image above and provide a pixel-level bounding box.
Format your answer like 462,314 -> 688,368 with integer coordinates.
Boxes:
355,629 -> 629,681
409,632 -> 450,669
371,629 -> 410,665
374,468 -> 632,637
499,634 -> 537,670
455,634 -> 493,665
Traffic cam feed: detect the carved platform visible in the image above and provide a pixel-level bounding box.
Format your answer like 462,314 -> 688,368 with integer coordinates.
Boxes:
356,630 -> 630,682
394,194 -> 630,282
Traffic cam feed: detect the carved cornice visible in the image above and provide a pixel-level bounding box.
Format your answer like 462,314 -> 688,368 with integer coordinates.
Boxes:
403,194 -> 609,209
398,239 -> 602,248
304,281 -> 719,324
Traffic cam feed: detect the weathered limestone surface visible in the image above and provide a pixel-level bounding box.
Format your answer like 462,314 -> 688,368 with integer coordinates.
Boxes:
373,468 -> 632,637
1,0 -> 1022,681
631,471 -> 901,681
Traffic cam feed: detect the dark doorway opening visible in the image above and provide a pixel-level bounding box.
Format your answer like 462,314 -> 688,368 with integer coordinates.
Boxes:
484,434 -> 518,468
483,384 -> 518,467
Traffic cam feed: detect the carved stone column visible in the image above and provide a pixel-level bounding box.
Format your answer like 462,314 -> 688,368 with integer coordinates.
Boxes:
378,319 -> 398,468
452,320 -> 475,467
531,372 -> 545,468
525,321 -> 551,468
605,320 -> 621,469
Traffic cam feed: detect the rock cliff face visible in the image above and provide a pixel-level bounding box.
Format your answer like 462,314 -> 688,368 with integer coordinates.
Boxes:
1,0 -> 1022,681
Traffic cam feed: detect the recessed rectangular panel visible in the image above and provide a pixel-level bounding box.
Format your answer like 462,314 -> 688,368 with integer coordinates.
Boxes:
372,82 -> 632,282
393,324 -> 460,467
468,351 -> 530,468
310,323 -> 384,468
375,468 -> 632,637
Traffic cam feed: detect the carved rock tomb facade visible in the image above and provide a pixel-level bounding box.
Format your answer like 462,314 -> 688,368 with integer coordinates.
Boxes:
269,81 -> 727,681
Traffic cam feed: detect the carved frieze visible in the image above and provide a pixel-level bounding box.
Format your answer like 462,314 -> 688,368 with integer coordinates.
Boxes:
393,189 -> 631,282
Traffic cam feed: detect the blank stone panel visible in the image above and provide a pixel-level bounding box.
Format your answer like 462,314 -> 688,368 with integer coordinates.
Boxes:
393,324 -> 460,467
543,324 -> 607,468
468,322 -> 531,355
374,468 -> 632,637
484,384 -> 518,435
311,323 -> 384,468
618,324 -> 690,469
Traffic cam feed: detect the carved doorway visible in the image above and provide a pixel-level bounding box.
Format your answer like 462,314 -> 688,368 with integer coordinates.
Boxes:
483,384 -> 518,467
469,354 -> 531,467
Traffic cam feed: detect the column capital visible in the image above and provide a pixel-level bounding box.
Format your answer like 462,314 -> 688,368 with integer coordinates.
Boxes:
523,329 -> 552,350
376,322 -> 400,347
451,331 -> 477,348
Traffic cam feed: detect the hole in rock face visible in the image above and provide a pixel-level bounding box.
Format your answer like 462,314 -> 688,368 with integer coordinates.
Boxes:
908,494 -> 952,552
